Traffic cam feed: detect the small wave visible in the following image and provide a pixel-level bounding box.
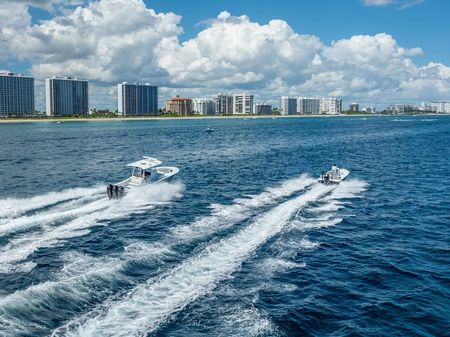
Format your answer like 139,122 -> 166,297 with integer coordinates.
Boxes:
212,304 -> 278,337
299,236 -> 321,249
0,261 -> 36,274
294,217 -> 343,230
260,258 -> 306,275
391,119 -> 414,122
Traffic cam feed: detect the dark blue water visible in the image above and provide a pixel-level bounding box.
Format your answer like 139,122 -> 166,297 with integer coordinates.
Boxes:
0,116 -> 448,337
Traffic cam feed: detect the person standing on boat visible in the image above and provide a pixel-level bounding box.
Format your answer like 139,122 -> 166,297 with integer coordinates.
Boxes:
332,164 -> 340,179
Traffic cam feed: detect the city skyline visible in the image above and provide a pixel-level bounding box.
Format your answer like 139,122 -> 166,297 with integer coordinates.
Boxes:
2,70 -> 449,116
1,0 -> 450,110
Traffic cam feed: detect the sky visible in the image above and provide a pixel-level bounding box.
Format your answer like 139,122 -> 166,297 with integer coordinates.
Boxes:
1,0 -> 449,111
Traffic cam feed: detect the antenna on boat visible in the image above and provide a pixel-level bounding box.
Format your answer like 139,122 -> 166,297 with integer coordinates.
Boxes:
134,148 -> 141,160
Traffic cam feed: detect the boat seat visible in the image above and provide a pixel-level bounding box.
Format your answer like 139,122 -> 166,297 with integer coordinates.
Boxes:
129,176 -> 142,186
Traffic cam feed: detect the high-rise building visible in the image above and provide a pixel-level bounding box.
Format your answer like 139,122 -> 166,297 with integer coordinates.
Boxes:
297,97 -> 320,114
320,97 -> 342,114
365,106 -> 376,113
280,96 -> 297,115
45,77 -> 88,116
214,93 -> 233,115
386,104 -> 413,114
430,102 -> 450,113
349,103 -> 359,112
232,93 -> 254,114
255,103 -> 272,115
0,71 -> 35,117
117,82 -> 158,116
165,95 -> 192,116
193,98 -> 215,115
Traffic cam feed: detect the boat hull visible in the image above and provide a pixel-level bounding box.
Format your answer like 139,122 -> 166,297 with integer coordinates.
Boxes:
318,168 -> 349,184
106,166 -> 179,199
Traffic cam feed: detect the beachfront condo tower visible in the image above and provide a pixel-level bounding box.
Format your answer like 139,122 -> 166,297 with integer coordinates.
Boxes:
0,71 -> 35,117
118,82 -> 158,116
45,77 -> 89,116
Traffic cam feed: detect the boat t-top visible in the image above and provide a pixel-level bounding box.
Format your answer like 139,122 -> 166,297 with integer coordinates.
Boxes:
107,156 -> 179,199
318,164 -> 349,185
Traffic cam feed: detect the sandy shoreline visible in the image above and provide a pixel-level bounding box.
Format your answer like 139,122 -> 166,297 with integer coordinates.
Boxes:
0,113 -> 445,123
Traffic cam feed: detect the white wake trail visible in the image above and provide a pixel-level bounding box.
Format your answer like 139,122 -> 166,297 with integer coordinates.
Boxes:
0,186 -> 104,219
0,175 -> 313,336
171,174 -> 315,239
161,179 -> 368,337
0,196 -> 109,238
56,183 -> 333,337
0,182 -> 184,272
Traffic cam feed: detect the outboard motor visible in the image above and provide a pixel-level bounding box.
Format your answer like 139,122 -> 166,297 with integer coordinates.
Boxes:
324,173 -> 330,185
106,184 -> 126,199
107,184 -> 114,199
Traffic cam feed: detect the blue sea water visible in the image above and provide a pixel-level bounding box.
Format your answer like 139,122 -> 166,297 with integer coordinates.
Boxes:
0,115 -> 449,337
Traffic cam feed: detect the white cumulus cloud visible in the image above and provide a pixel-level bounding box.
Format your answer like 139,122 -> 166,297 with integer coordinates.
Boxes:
362,0 -> 396,6
361,0 -> 426,9
158,11 -> 322,89
4,0 -> 182,84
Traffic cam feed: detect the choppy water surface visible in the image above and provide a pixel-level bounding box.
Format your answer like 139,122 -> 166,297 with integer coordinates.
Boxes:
0,116 -> 448,337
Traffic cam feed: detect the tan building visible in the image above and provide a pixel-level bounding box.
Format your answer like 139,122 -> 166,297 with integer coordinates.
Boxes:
165,95 -> 193,116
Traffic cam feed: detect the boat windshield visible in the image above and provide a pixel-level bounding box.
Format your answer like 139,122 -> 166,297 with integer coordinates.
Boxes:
330,169 -> 341,180
132,168 -> 144,177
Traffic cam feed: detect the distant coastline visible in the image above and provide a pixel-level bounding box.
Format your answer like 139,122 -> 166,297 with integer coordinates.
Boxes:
0,113 -> 446,123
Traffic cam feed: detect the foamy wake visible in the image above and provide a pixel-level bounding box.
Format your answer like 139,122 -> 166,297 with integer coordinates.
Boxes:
171,174 -> 315,239
54,183 -> 335,337
0,186 -> 104,219
0,182 -> 184,272
0,176 -> 313,336
0,241 -> 178,335
0,196 -> 109,238
182,179 -> 367,337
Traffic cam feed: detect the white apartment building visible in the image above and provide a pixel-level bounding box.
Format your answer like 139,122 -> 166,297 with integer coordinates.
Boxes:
430,102 -> 450,113
214,93 -> 233,115
386,104 -> 413,114
193,98 -> 215,115
364,106 -> 376,113
297,97 -> 320,114
232,93 -> 254,114
320,97 -> 342,114
280,96 -> 297,115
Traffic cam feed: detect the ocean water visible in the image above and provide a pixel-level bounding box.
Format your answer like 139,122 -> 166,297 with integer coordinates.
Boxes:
0,115 -> 448,337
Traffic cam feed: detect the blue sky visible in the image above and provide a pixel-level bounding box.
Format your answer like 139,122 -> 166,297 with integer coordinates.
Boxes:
1,0 -> 450,110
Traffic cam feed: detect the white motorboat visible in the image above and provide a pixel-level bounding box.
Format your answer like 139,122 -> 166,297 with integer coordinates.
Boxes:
107,156 -> 179,199
318,165 -> 349,185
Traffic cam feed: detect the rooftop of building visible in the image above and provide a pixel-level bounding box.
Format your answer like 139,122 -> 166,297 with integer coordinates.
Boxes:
48,76 -> 87,81
120,82 -> 154,86
0,70 -> 33,78
167,95 -> 192,101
